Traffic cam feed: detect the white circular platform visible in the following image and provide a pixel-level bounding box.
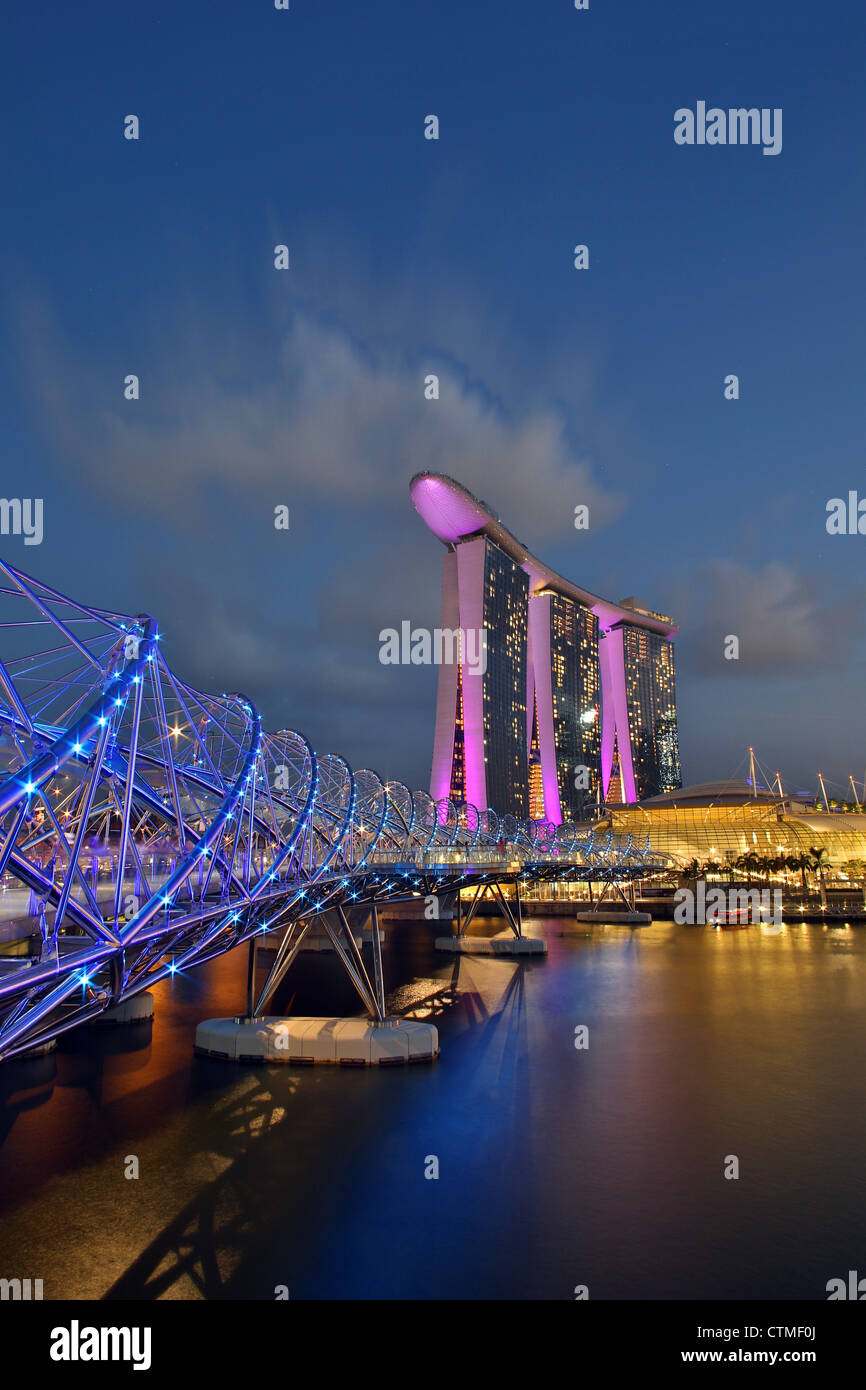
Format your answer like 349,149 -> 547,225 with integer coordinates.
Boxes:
194,1016 -> 438,1066
89,992 -> 155,1026
435,935 -> 546,954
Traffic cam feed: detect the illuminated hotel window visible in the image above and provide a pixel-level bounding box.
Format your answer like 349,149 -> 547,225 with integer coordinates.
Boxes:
449,663 -> 466,802
618,623 -> 682,800
478,540 -> 528,816
544,594 -> 600,820
528,692 -> 545,820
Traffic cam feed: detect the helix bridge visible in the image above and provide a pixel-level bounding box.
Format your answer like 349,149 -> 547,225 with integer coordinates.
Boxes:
0,559 -> 670,1061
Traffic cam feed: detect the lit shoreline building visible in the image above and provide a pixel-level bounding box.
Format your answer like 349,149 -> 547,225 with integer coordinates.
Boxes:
411,472 -> 682,821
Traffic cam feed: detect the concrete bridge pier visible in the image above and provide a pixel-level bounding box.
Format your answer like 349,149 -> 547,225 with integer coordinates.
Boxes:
88,993 -> 154,1026
436,878 -> 546,955
195,906 -> 438,1067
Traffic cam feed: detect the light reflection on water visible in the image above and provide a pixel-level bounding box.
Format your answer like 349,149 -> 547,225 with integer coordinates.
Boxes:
0,919 -> 864,1300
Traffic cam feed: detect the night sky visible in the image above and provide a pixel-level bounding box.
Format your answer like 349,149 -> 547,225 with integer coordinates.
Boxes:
1,0 -> 864,799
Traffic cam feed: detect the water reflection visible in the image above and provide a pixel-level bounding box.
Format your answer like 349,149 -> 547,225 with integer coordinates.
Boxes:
0,921 -> 864,1300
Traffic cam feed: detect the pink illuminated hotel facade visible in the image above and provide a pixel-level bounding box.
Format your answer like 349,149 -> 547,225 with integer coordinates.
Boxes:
410,472 -> 682,823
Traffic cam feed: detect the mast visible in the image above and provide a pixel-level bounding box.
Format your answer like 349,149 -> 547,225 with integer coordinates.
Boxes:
748,746 -> 758,798
849,774 -> 862,813
774,770 -> 784,798
817,771 -> 831,813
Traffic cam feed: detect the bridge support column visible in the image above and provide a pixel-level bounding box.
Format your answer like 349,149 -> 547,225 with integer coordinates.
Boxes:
254,917 -> 312,1015
368,903 -> 386,1022
246,936 -> 257,1019
459,883 -> 485,935
321,909 -> 381,1020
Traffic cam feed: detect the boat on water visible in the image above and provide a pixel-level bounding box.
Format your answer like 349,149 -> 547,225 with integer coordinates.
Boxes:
711,906 -> 751,928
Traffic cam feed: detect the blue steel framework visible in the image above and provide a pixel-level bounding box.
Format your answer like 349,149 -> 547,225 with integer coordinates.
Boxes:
0,560 -> 669,1061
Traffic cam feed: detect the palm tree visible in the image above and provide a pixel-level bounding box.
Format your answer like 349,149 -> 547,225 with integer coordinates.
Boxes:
848,859 -> 866,909
754,855 -> 774,884
809,846 -> 830,904
784,853 -> 801,885
791,851 -> 813,894
736,851 -> 761,884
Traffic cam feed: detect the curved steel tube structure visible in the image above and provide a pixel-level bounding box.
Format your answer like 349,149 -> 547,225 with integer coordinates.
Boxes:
0,560 -> 669,1060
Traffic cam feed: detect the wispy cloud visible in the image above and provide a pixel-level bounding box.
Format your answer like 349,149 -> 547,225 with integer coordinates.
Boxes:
672,557 -> 866,675
14,294 -> 624,547
7,284 -> 631,781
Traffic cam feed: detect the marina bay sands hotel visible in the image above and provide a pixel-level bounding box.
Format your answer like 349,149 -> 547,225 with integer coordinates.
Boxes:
410,472 -> 682,823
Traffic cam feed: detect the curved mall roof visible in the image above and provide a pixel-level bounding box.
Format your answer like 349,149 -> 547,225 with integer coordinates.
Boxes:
409,471 -> 677,637
641,780 -> 781,808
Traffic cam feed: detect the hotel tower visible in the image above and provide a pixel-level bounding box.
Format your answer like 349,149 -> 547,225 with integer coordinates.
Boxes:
410,472 -> 681,821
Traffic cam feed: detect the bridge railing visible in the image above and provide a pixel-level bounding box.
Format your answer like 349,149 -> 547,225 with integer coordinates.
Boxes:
365,848 -> 524,868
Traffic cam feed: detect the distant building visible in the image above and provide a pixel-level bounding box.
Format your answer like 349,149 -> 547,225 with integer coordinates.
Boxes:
412,472 -> 682,820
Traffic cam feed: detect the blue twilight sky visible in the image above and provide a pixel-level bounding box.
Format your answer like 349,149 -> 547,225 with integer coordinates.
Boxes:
0,0 -> 864,797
